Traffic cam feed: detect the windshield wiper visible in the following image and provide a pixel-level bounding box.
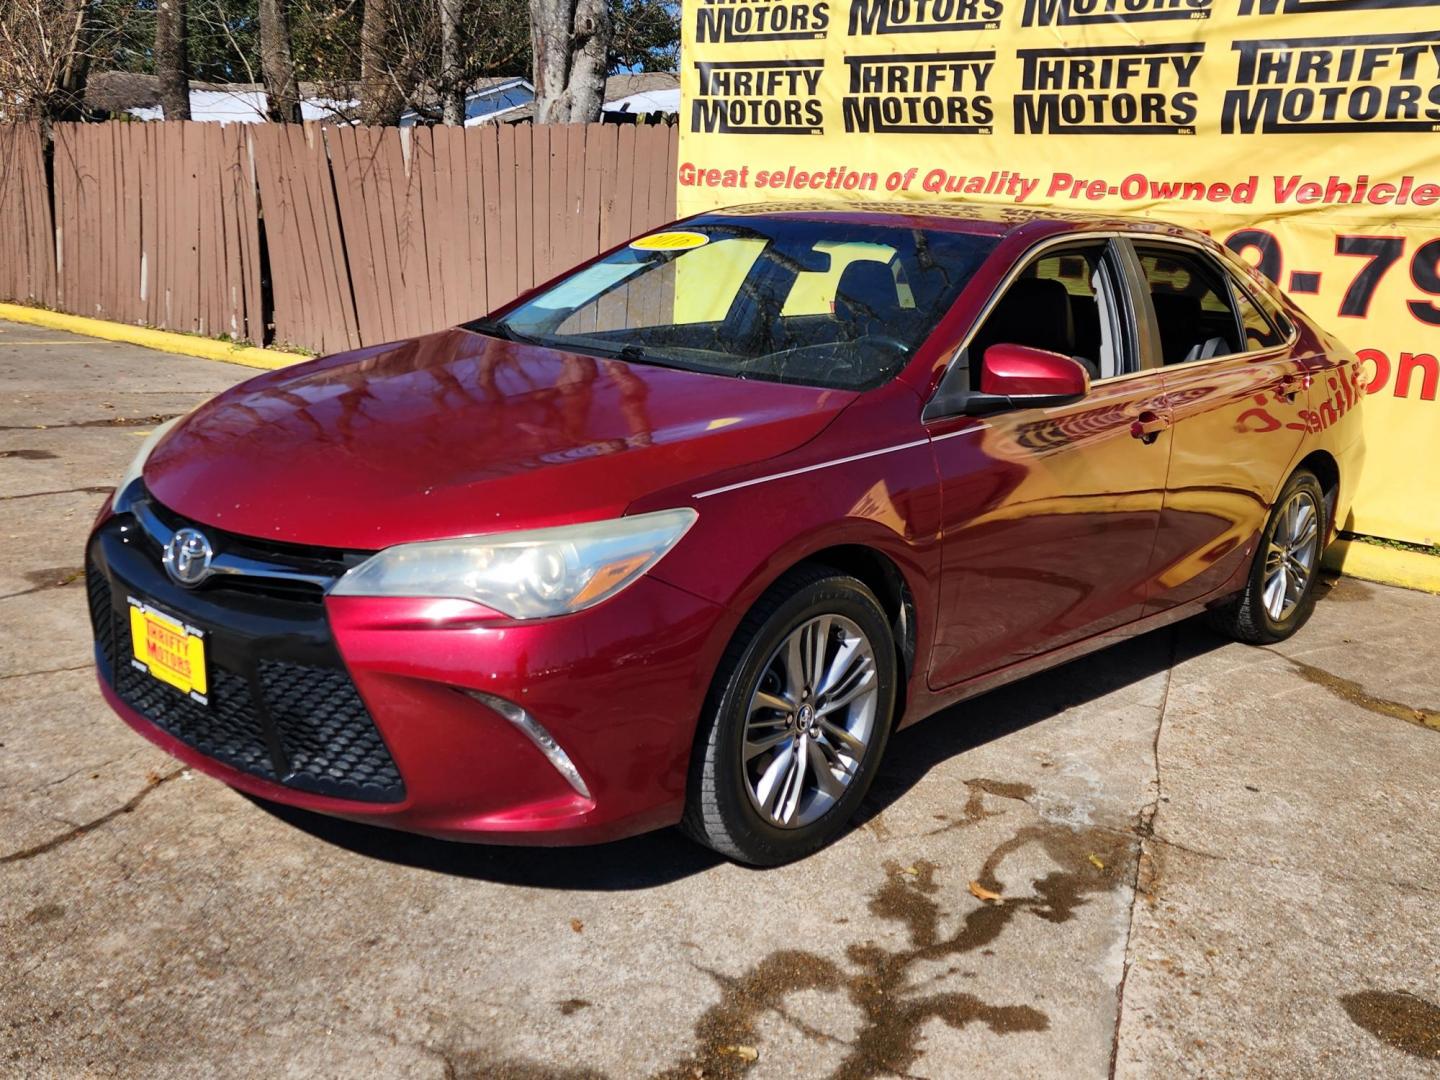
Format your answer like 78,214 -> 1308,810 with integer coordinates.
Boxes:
562,339 -> 689,369
467,318 -> 539,345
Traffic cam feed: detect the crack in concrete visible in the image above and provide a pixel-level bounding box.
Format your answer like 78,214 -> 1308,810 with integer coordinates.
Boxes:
1141,826 -> 1440,901
0,768 -> 184,864
0,485 -> 112,503
0,413 -> 179,433
1107,628 -> 1176,1078
24,754 -> 131,795
0,663 -> 92,681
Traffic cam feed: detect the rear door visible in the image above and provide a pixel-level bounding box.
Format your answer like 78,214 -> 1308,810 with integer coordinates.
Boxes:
1122,239 -> 1312,612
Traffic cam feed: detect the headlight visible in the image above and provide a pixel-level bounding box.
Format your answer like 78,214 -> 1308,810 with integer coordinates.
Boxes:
112,415 -> 184,514
329,508 -> 698,619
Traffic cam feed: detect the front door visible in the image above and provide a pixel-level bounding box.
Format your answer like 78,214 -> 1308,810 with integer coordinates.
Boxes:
927,239 -> 1174,690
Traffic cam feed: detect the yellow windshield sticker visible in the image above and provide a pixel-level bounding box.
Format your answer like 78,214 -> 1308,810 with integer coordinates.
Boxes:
630,231 -> 709,252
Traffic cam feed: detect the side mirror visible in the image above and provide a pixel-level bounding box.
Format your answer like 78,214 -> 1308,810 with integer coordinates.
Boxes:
979,343 -> 1091,400
922,343 -> 1091,422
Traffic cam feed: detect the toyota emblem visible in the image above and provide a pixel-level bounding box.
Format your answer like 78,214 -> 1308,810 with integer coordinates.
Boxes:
163,527 -> 214,587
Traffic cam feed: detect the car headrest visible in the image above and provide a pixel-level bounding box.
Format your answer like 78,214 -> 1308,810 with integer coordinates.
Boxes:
834,260 -> 903,329
976,277 -> 1075,359
1150,292 -> 1203,365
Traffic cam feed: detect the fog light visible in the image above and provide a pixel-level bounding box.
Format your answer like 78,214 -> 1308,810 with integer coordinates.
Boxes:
463,690 -> 592,800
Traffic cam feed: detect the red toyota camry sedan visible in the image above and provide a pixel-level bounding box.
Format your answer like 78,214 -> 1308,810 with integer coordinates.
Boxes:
87,204 -> 1364,865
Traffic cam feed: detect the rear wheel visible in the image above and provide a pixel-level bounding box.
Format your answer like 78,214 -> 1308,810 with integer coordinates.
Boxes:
1209,469 -> 1326,644
683,565 -> 897,866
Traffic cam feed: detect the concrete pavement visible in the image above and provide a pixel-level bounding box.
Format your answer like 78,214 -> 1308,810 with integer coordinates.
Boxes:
2,318 -> 1437,1078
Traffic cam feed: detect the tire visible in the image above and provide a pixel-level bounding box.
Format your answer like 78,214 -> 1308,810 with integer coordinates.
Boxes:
682,564 -> 898,866
1208,469 -> 1327,644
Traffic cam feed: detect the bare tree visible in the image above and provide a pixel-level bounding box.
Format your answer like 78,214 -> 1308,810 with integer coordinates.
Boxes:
258,0 -> 301,122
439,0 -> 466,125
155,0 -> 191,121
359,0 -> 407,126
0,0 -> 97,126
530,0 -> 612,123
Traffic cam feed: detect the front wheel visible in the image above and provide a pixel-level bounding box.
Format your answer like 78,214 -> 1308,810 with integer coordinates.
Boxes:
1209,469 -> 1327,644
683,566 -> 897,866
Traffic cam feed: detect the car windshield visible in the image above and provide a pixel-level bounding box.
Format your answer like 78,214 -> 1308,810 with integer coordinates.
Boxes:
484,216 -> 998,391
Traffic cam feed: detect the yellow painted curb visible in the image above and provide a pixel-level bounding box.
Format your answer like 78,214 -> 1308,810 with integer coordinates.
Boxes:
1324,539 -> 1440,595
0,304 -> 307,371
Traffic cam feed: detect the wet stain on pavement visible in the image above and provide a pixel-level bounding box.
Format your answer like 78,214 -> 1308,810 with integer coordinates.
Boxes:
0,449 -> 57,460
927,777 -> 1036,836
1315,575 -> 1371,603
1,566 -> 86,602
654,819 -> 1125,1080
1341,990 -> 1440,1060
428,818 -> 1129,1080
24,566 -> 84,589
24,903 -> 65,925
435,1057 -> 608,1080
1268,649 -> 1439,732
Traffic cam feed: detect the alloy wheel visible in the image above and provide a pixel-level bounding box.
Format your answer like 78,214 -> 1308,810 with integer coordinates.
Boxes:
741,614 -> 879,829
1263,489 -> 1321,622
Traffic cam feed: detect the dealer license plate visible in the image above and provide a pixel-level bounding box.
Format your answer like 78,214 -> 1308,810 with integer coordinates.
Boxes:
128,597 -> 209,704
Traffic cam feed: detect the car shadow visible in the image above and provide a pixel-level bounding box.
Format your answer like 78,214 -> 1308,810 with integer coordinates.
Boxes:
855,615 -> 1225,825
248,612 -> 1233,891
247,794 -> 730,890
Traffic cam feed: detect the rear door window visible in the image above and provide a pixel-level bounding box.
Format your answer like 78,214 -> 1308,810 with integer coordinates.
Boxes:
1134,245 -> 1244,365
1231,283 -> 1285,351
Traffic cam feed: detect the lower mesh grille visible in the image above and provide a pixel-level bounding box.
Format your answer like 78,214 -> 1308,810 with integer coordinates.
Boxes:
86,567 -> 115,679
89,566 -> 404,803
260,659 -> 405,801
116,655 -> 276,779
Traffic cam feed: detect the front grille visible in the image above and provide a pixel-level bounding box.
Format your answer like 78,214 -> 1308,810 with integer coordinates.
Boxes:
142,488 -> 363,604
89,567 -> 404,803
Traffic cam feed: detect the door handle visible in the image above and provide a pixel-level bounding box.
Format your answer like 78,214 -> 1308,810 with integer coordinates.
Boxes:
1277,373 -> 1312,403
1130,411 -> 1169,445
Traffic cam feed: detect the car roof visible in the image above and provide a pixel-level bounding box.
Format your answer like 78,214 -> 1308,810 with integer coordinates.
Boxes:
686,201 -> 1210,245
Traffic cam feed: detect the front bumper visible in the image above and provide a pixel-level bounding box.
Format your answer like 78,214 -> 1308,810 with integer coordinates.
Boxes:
87,507 -> 730,845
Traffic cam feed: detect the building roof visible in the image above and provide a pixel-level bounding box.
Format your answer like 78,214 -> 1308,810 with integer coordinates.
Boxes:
483,73 -> 680,124
86,71 -> 353,115
604,72 -> 679,98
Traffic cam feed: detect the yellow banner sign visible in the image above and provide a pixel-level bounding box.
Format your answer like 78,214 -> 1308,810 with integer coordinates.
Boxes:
677,0 -> 1440,546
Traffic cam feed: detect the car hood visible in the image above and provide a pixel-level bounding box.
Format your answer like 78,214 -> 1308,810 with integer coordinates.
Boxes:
144,328 -> 855,549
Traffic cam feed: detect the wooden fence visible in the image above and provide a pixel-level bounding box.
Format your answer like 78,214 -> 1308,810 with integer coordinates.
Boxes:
0,120 -> 678,355
0,124 -> 58,309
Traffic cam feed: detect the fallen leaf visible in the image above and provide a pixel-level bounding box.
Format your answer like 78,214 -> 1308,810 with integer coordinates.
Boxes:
1088,854 -> 1106,870
968,880 -> 1002,903
720,1045 -> 758,1062
900,865 -> 919,877
569,918 -> 584,933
